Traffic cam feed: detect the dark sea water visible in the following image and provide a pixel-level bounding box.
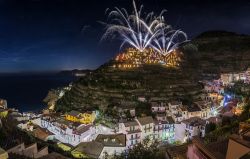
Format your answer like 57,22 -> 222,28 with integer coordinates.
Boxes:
0,73 -> 76,112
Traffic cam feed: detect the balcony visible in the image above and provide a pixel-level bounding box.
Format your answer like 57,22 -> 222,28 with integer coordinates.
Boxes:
130,135 -> 141,140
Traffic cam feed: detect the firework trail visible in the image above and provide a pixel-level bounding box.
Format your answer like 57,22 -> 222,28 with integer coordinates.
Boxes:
102,0 -> 188,55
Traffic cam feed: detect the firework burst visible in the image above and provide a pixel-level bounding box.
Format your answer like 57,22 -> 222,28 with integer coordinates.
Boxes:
101,0 -> 188,55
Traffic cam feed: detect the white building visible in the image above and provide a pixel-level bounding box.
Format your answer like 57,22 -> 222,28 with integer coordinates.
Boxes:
204,80 -> 224,94
167,101 -> 205,122
195,101 -> 212,119
95,134 -> 126,158
151,102 -> 167,113
175,117 -> 206,143
153,116 -> 175,143
136,116 -> 154,139
221,72 -> 246,85
167,101 -> 184,122
33,116 -> 113,146
118,120 -> 142,148
73,134 -> 126,159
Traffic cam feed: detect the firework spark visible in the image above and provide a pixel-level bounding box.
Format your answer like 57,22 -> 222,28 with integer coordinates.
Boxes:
102,0 -> 188,55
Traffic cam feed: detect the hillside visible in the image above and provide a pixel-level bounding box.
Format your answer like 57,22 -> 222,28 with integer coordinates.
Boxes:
192,31 -> 250,75
55,31 -> 250,114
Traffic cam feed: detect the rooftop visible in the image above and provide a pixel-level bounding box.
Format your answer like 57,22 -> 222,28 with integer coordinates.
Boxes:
123,120 -> 139,127
95,134 -> 126,147
74,124 -> 92,134
137,116 -> 154,125
185,104 -> 201,112
33,127 -> 54,141
182,117 -> 206,126
67,110 -> 81,117
74,141 -> 104,158
230,130 -> 250,148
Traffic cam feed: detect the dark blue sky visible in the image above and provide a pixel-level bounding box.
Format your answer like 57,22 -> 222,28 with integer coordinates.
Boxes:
0,0 -> 250,72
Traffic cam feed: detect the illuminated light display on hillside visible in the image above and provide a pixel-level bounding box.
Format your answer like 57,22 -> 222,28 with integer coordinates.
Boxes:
112,47 -> 183,68
102,0 -> 188,68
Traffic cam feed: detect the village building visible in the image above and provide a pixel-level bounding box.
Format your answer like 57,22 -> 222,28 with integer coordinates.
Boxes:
187,137 -> 228,159
195,101 -> 212,119
0,109 -> 8,118
65,110 -> 95,124
72,134 -> 126,159
0,99 -> 7,109
136,116 -> 154,139
153,116 -> 175,143
151,102 -> 167,113
175,117 -> 206,143
204,81 -> 224,94
32,127 -> 55,141
7,143 -> 48,159
167,101 -> 184,122
118,120 -> 142,147
221,71 -> 247,86
33,116 -> 96,146
226,123 -> 250,159
95,134 -> 126,158
0,147 -> 8,159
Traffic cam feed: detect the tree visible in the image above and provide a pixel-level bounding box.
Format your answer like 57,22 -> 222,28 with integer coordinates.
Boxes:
205,123 -> 217,134
109,138 -> 165,159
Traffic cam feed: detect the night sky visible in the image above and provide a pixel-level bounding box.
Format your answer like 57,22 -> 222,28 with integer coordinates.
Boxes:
0,0 -> 250,72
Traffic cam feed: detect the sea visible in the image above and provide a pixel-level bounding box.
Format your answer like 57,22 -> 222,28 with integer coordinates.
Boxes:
0,73 -> 76,112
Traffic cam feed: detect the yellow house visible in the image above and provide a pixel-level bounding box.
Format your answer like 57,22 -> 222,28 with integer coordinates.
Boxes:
0,147 -> 8,159
65,110 -> 95,124
65,110 -> 81,122
79,112 -> 95,124
0,109 -> 8,118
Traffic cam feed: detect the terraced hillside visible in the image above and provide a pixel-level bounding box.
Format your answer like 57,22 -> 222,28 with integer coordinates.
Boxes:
56,63 -> 202,113
192,31 -> 250,75
55,31 -> 250,113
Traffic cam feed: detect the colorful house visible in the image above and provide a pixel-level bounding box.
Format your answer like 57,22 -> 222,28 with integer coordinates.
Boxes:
65,110 -> 81,122
0,109 -> 8,118
79,112 -> 95,124
65,110 -> 95,124
0,147 -> 8,159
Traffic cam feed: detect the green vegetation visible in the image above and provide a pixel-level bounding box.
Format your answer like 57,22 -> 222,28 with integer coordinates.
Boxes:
107,138 -> 165,159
